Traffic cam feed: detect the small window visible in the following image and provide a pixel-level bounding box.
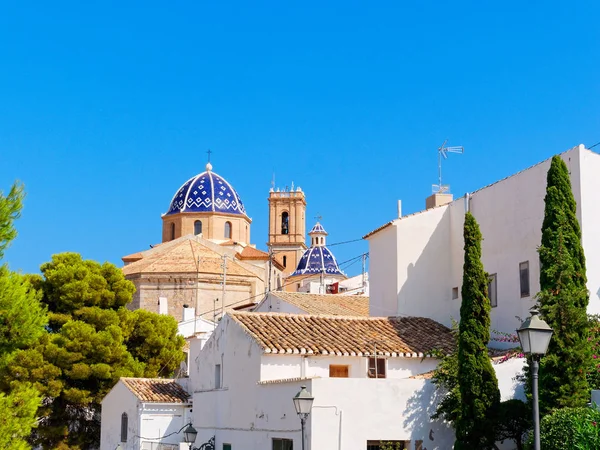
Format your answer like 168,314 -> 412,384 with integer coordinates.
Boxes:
488,273 -> 497,308
224,222 -> 232,239
329,365 -> 349,378
273,438 -> 293,450
170,223 -> 176,241
194,220 -> 202,235
215,364 -> 221,389
281,212 -> 289,235
368,357 -> 386,378
283,255 -> 287,268
223,445 -> 232,450
520,261 -> 530,297
120,412 -> 128,442
452,287 -> 459,300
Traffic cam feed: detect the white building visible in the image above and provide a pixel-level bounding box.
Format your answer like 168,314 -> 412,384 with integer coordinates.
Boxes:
100,378 -> 191,450
255,291 -> 369,316
187,311 -> 457,450
365,144 -> 600,336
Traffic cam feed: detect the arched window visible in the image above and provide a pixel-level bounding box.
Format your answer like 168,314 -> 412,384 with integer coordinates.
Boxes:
283,256 -> 287,268
224,221 -> 232,239
194,220 -> 202,235
281,212 -> 289,235
121,412 -> 128,442
170,223 -> 176,241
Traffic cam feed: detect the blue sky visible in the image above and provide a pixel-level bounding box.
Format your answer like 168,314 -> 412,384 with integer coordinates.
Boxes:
1,1 -> 599,275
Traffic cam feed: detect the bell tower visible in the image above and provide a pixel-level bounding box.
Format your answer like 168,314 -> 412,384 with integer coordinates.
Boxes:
267,185 -> 307,279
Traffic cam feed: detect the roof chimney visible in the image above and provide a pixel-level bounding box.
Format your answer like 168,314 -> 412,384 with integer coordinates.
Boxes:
425,193 -> 453,210
397,200 -> 402,218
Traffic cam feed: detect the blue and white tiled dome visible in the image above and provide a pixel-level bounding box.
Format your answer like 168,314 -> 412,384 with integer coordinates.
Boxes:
290,246 -> 344,277
290,222 -> 343,277
166,163 -> 247,216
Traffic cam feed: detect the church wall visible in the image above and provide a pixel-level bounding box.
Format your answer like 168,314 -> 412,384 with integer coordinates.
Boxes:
127,273 -> 264,323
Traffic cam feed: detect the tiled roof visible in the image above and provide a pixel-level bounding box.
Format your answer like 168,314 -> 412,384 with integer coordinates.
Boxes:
121,378 -> 190,403
268,292 -> 369,316
230,312 -> 454,357
239,246 -> 270,260
121,238 -> 257,278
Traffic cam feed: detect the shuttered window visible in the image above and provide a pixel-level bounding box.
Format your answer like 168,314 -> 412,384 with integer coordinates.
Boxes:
329,365 -> 349,378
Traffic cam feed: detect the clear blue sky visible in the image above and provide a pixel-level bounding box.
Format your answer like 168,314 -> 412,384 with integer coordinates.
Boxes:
1,1 -> 599,276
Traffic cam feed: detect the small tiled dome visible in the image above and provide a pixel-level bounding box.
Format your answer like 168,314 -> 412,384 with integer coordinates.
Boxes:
290,221 -> 343,277
166,163 -> 247,216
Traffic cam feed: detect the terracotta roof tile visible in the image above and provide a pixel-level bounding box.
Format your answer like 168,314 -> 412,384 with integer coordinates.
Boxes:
269,292 -> 369,316
239,246 -> 270,260
121,378 -> 190,403
122,239 -> 257,278
230,312 -> 454,357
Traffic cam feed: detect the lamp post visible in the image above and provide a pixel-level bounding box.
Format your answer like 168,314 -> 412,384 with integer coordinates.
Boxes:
517,309 -> 553,450
183,424 -> 198,450
293,385 -> 314,450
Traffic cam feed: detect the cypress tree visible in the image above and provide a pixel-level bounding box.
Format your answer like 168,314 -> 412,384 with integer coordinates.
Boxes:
535,155 -> 591,413
455,212 -> 500,450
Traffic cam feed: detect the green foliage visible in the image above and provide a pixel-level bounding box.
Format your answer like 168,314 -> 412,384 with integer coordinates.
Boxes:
586,315 -> 600,390
496,399 -> 531,450
2,253 -> 186,449
534,155 -> 591,413
454,212 -> 500,450
379,442 -> 407,450
0,384 -> 42,450
120,309 -> 186,377
431,321 -> 460,425
532,406 -> 600,450
0,183 -> 48,450
0,181 -> 23,259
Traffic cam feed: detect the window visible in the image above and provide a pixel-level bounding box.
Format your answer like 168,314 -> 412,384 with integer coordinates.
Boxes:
272,438 -> 293,450
488,273 -> 497,308
281,212 -> 289,235
520,261 -> 530,297
215,364 -> 221,389
120,412 -> 128,442
452,287 -> 459,300
283,256 -> 287,268
224,221 -> 232,239
366,441 -> 405,450
194,220 -> 203,235
368,357 -> 386,378
329,365 -> 349,378
223,445 -> 232,450
170,223 -> 176,241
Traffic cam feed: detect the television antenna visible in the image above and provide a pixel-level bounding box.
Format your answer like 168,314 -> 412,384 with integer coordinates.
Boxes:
432,140 -> 464,194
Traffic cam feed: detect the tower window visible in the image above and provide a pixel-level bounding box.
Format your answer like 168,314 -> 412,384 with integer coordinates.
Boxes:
194,220 -> 202,236
224,221 -> 232,239
283,256 -> 287,268
170,223 -> 176,241
121,412 -> 128,442
281,212 -> 289,235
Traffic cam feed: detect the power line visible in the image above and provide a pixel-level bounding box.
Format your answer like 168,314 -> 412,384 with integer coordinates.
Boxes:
589,141 -> 600,150
328,237 -> 364,247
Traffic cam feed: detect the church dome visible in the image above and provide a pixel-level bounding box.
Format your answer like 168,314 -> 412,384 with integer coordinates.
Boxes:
290,245 -> 344,277
166,163 -> 247,216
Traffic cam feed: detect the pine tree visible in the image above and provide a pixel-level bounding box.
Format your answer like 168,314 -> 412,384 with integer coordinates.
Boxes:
0,182 -> 47,449
454,212 -> 500,450
535,155 -> 591,413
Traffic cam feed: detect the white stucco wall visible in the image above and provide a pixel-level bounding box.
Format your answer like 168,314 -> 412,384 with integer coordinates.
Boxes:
368,145 -> 600,336
255,294 -> 306,314
101,382 -> 139,450
260,354 -> 440,381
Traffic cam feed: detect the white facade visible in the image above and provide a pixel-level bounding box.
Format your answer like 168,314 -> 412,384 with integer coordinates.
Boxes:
187,314 -> 524,450
367,145 -> 600,335
100,380 -> 192,450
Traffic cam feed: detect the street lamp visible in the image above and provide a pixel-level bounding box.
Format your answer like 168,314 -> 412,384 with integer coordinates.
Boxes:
517,309 -> 553,450
183,424 -> 198,449
293,385 -> 314,450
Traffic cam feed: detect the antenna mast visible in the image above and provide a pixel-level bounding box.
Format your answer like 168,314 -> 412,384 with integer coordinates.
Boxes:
433,139 -> 464,194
